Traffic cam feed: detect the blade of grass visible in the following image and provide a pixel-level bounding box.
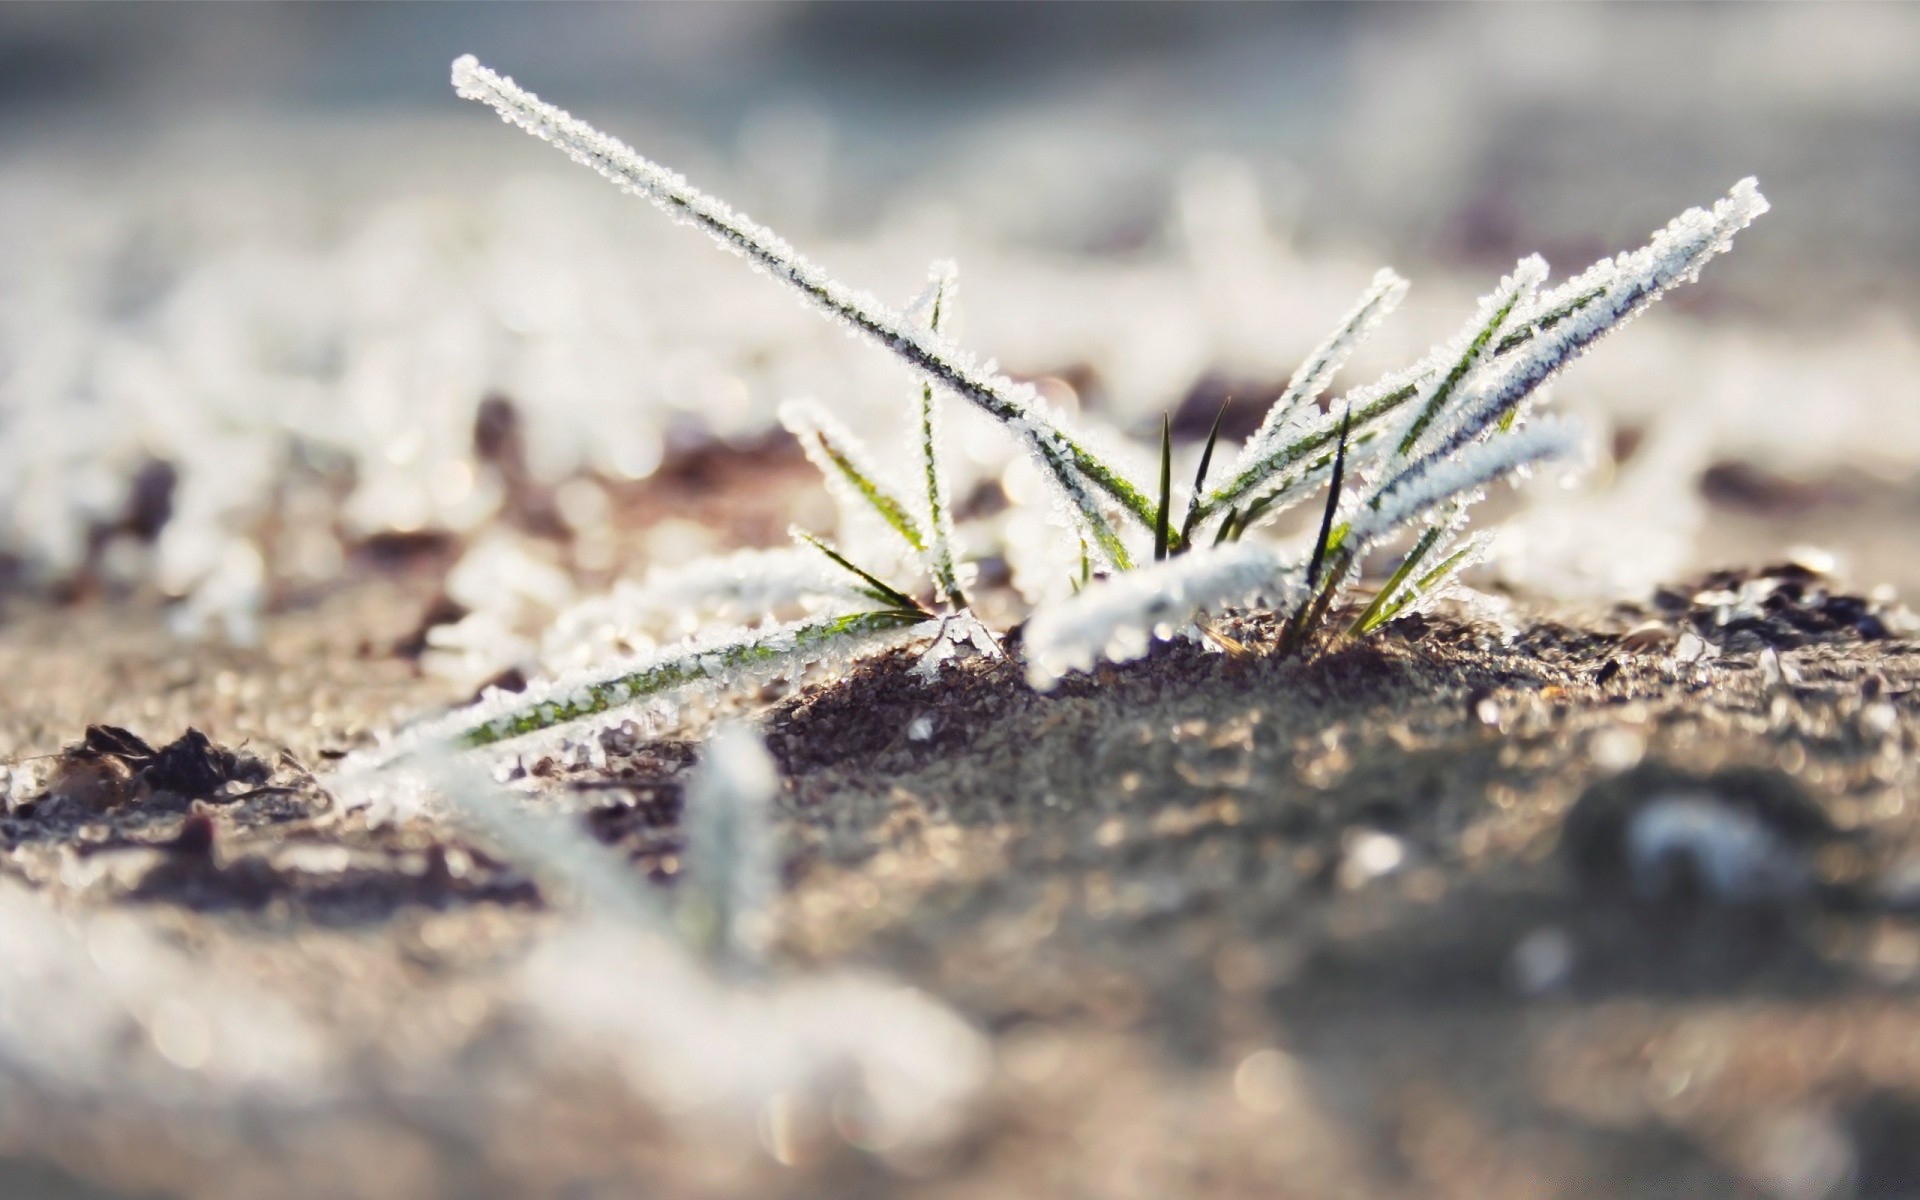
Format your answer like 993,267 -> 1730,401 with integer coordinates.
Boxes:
452,57 -> 1156,554
1393,259 -> 1542,460
783,403 -> 927,552
1211,507 -> 1241,547
1304,405 -> 1352,592
916,267 -> 965,606
791,529 -> 929,616
1346,523 -> 1449,636
1285,406 -> 1354,653
1152,414 -> 1173,562
1178,397 -> 1230,549
1352,533 -> 1484,635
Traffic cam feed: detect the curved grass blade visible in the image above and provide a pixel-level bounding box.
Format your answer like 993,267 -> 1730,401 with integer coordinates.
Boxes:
1286,406 -> 1353,650
1304,406 -> 1352,593
1346,523 -> 1449,636
791,528 -> 929,616
1351,530 -> 1491,635
781,401 -> 926,553
1392,258 -> 1544,461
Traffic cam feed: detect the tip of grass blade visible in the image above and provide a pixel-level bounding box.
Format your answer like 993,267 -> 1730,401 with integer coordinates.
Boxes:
791,528 -> 929,616
1179,397 -> 1231,548
1304,404 -> 1352,592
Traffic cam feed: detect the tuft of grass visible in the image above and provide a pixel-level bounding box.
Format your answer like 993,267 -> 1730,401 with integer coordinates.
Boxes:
444,53 -> 1768,727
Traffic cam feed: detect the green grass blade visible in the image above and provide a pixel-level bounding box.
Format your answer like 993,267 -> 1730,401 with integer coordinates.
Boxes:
784,404 -> 926,553
1357,541 -> 1478,634
1153,415 -> 1173,562
1060,437 -> 1156,532
1347,524 -> 1448,636
1196,379 -> 1419,524
1179,398 -> 1230,548
1287,408 -> 1354,651
1493,286 -> 1604,355
791,529 -> 929,615
1197,282 -> 1604,529
1394,264 -> 1539,458
1305,406 -> 1352,591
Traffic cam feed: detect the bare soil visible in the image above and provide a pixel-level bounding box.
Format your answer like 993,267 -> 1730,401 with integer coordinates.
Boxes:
1,489 -> 1917,1198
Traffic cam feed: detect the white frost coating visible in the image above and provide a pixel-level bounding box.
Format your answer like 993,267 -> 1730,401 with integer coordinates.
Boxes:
413,755 -> 986,1148
682,723 -> 780,967
1349,417 -> 1586,550
1238,267 -> 1408,463
1416,179 -> 1769,465
779,397 -> 923,548
451,55 -> 1145,565
1378,256 -> 1547,476
912,260 -> 967,602
911,611 -> 1004,681
348,609 -> 935,772
1626,794 -> 1809,902
1023,542 -> 1301,689
538,547 -> 871,672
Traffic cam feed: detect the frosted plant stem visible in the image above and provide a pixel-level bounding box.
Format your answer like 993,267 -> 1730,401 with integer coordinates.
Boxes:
1238,268 -> 1407,462
780,400 -> 927,552
452,608 -> 925,748
452,56 -> 1149,567
915,262 -> 965,605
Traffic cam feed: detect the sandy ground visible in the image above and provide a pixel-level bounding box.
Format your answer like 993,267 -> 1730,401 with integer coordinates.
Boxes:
0,448 -> 1917,1199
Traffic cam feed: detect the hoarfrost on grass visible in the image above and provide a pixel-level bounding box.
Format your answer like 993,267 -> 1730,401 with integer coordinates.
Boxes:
452,55 -> 1154,568
1024,543 -> 1303,689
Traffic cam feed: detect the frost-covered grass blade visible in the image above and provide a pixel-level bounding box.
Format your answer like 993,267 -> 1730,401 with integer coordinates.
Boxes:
452,55 -> 1155,569
780,400 -> 927,553
448,609 -> 926,749
914,262 -> 966,605
1022,180 -> 1765,687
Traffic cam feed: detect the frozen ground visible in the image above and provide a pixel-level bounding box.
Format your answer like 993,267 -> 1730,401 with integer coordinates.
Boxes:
1,6 -> 1919,1197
